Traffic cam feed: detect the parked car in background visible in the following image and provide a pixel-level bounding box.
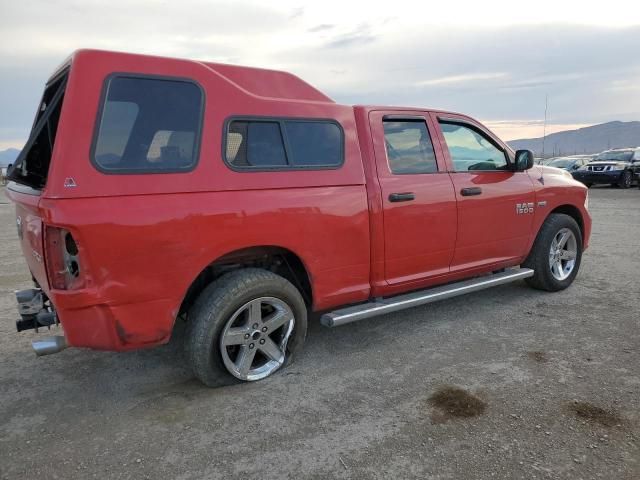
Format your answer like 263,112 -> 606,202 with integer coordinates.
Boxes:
572,148 -> 640,188
546,156 -> 591,172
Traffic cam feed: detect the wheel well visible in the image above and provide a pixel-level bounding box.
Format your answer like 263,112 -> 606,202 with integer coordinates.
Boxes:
549,205 -> 584,241
179,246 -> 313,317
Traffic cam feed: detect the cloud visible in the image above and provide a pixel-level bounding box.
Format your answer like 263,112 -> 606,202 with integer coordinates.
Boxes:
308,24 -> 335,33
324,24 -> 377,48
415,73 -> 508,87
0,1 -> 639,147
289,6 -> 305,19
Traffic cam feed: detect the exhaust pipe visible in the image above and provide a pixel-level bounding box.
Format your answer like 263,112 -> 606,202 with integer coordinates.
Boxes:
32,336 -> 67,356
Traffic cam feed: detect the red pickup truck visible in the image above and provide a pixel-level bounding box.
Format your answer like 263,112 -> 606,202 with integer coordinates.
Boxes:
7,50 -> 591,387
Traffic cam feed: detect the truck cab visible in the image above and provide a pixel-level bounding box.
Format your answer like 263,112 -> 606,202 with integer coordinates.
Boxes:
7,49 -> 591,387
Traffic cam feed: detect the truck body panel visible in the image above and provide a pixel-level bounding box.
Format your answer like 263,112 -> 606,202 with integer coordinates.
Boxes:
6,49 -> 591,352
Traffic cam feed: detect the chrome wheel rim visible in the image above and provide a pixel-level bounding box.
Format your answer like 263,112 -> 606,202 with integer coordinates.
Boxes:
548,228 -> 578,281
220,297 -> 295,381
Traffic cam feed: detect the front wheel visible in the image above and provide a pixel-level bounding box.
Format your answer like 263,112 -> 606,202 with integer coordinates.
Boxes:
619,170 -> 632,189
523,213 -> 583,291
185,268 -> 307,387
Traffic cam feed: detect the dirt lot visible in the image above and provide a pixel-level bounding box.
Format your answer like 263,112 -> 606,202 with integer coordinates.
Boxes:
0,187 -> 638,480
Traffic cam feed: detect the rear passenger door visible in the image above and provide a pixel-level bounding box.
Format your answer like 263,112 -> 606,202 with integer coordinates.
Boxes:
369,111 -> 457,285
431,114 -> 535,271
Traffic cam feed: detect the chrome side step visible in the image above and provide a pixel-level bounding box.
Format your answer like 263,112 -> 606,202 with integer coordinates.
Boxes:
321,268 -> 534,327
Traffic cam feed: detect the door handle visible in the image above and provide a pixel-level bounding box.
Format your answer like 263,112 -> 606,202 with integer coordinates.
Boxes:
460,187 -> 482,196
389,192 -> 415,202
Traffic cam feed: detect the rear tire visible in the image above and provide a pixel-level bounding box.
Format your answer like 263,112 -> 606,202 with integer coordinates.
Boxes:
523,214 -> 583,292
184,268 -> 307,387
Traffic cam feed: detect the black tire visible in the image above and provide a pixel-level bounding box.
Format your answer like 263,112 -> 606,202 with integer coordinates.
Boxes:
184,268 -> 307,387
619,170 -> 632,189
523,213 -> 583,292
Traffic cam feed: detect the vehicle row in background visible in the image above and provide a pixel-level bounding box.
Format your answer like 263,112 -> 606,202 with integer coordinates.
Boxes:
571,148 -> 640,188
545,155 -> 593,172
539,148 -> 640,189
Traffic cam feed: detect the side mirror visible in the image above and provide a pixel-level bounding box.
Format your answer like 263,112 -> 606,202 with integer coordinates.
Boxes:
514,150 -> 534,171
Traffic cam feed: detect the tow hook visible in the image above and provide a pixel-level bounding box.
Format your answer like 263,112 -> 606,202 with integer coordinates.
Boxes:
15,288 -> 67,355
15,288 -> 58,332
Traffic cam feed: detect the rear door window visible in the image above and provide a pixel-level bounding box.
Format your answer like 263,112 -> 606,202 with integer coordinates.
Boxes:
93,75 -> 203,173
383,120 -> 438,174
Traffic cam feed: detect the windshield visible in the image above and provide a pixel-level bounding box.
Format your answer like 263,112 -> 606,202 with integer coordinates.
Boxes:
548,159 -> 572,168
595,151 -> 633,161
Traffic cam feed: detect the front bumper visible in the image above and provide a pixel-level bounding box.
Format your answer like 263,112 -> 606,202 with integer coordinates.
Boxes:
572,170 -> 623,185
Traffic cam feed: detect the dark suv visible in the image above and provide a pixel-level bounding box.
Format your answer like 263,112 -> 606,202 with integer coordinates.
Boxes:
572,148 -> 640,188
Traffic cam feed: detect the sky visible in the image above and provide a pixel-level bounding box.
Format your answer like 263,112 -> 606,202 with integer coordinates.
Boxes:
0,0 -> 639,150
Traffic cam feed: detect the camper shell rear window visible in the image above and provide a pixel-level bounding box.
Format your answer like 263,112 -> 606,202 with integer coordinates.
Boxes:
91,74 -> 204,174
8,68 -> 69,190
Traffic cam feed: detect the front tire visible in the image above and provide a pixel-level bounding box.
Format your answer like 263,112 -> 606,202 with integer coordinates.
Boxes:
185,268 -> 307,387
619,170 -> 632,189
523,214 -> 583,291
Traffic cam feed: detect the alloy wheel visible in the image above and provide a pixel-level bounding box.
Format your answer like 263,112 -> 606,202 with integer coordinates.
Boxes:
219,297 -> 295,381
548,228 -> 578,281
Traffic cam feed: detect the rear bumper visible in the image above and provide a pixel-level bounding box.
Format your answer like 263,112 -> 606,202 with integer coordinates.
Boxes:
57,299 -> 175,351
572,170 -> 623,185
14,284 -> 176,351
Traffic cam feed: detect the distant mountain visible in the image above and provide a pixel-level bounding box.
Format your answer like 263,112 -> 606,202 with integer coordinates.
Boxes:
508,121 -> 640,157
0,148 -> 20,167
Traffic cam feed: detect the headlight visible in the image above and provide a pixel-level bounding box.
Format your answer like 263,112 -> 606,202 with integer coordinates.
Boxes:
612,163 -> 626,170
584,191 -> 589,211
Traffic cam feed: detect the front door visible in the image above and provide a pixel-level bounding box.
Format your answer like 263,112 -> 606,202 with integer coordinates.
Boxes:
369,111 -> 457,285
430,114 -> 535,271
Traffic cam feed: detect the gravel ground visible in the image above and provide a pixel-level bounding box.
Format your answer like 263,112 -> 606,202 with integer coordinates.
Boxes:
0,186 -> 638,480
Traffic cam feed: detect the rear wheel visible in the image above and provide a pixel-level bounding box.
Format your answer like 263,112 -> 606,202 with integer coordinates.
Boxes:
619,170 -> 632,189
185,268 -> 307,387
523,214 -> 583,291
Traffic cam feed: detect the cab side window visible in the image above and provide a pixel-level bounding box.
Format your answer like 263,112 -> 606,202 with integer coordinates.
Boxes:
383,120 -> 438,174
439,121 -> 508,172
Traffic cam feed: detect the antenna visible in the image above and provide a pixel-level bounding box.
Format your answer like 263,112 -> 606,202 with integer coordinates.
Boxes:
541,94 -> 548,160
538,95 -> 548,185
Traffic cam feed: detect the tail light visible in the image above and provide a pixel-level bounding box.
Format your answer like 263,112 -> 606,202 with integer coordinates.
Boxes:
43,226 -> 83,290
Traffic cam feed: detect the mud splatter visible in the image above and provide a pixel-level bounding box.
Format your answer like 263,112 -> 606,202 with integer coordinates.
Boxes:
428,386 -> 487,420
569,401 -> 621,427
527,351 -> 549,363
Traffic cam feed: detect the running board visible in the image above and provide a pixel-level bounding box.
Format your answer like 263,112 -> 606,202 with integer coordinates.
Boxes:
320,268 -> 534,327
